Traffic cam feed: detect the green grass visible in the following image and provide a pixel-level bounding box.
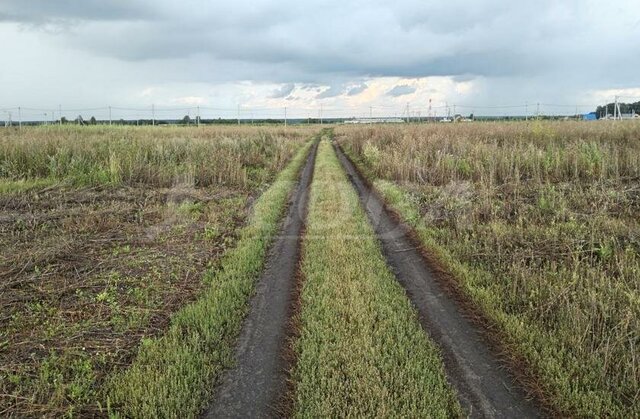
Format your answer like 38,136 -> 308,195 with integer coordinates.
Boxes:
106,140 -> 315,418
292,139 -> 461,417
0,177 -> 59,193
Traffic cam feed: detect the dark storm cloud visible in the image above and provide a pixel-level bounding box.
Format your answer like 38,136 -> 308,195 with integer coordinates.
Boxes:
1,0 -> 639,107
0,0 -> 155,24
6,0 -> 639,85
346,83 -> 368,96
269,83 -> 295,98
452,75 -> 476,83
387,85 -> 416,97
316,85 -> 345,99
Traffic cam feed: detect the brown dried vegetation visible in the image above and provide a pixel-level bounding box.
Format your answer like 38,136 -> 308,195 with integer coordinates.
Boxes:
0,125 -> 307,416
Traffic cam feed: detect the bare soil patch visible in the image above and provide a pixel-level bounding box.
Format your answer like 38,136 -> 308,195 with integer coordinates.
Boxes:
0,184 -> 249,417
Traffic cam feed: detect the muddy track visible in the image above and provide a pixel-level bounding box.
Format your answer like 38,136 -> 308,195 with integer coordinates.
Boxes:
334,143 -> 541,419
203,141 -> 318,419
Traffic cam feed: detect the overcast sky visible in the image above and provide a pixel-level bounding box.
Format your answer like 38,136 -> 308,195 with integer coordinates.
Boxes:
1,0 -> 640,118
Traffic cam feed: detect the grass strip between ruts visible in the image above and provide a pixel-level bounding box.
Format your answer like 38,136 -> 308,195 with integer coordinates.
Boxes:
292,139 -> 461,417
106,140 -> 315,418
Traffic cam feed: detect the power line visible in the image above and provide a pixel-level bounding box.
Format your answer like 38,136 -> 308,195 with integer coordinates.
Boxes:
2,98 -> 629,124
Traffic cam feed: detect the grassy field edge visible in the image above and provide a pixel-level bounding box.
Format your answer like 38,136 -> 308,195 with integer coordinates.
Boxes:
105,139 -> 315,418
292,139 -> 461,417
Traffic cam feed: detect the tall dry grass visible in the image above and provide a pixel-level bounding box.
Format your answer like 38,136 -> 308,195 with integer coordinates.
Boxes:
340,121 -> 640,186
337,121 -> 640,417
0,125 -> 311,189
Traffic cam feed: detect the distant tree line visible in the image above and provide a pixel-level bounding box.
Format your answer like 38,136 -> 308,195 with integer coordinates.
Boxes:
60,116 -> 98,125
595,101 -> 640,117
52,117 -> 314,126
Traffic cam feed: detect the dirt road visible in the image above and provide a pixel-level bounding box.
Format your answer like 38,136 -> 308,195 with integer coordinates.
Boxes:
204,141 -> 318,418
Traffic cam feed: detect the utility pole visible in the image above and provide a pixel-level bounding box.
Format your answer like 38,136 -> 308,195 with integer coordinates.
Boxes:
536,102 -> 540,120
109,106 -> 112,125
618,102 -> 622,121
618,101 -> 622,120
406,102 -> 410,123
152,104 -> 155,126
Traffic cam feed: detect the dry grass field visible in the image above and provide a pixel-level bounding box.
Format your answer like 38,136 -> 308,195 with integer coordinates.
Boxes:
0,125 -> 309,416
337,121 -> 640,417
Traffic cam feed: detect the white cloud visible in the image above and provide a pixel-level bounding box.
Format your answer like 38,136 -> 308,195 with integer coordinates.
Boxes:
587,88 -> 640,104
173,96 -> 207,106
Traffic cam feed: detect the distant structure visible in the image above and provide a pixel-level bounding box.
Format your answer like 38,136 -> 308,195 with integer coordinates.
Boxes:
3,111 -> 12,127
344,118 -> 405,124
583,112 -> 597,121
620,112 -> 640,120
609,96 -> 639,120
599,110 -> 638,120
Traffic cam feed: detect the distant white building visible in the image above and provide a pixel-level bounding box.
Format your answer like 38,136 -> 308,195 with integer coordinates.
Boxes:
606,112 -> 639,120
621,112 -> 639,120
343,118 -> 405,124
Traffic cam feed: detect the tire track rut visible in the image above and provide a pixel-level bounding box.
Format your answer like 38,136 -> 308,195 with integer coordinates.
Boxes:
204,141 -> 318,419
